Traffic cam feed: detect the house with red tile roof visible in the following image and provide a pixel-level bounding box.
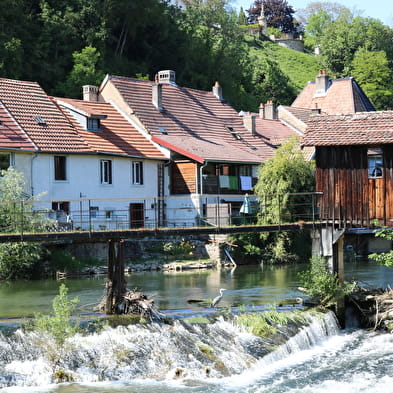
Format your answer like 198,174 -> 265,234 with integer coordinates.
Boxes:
302,111 -> 393,227
277,69 -> 375,160
0,77 -> 167,229
97,70 -> 298,225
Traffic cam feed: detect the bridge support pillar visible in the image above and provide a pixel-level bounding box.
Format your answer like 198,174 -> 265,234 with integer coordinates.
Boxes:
312,227 -> 346,326
105,239 -> 126,314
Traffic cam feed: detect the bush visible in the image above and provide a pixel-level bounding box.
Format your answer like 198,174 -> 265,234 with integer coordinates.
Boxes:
298,256 -> 355,307
33,283 -> 80,345
0,242 -> 43,280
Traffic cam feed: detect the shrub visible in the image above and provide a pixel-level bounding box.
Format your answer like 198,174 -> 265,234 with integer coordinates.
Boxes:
298,256 -> 355,307
33,283 -> 80,345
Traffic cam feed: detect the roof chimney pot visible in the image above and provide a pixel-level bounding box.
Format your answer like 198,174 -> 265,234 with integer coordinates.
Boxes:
264,101 -> 277,120
243,113 -> 256,135
259,103 -> 265,118
158,70 -> 176,84
315,69 -> 329,96
83,85 -> 99,102
152,83 -> 163,110
212,81 -> 223,101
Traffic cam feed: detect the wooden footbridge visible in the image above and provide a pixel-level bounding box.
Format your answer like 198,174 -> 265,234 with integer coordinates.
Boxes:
0,191 -> 375,315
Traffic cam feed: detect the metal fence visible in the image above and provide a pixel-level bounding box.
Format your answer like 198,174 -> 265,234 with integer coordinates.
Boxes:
0,192 -> 322,235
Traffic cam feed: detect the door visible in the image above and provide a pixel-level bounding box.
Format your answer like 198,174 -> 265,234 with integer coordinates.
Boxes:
129,203 -> 145,228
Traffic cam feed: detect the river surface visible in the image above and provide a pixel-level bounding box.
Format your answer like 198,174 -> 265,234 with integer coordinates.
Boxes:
2,258 -> 393,320
1,259 -> 393,392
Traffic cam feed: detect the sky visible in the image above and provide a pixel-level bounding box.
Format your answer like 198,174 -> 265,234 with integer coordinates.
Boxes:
232,0 -> 393,26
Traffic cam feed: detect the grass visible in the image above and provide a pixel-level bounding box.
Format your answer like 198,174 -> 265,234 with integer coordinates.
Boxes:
244,35 -> 320,92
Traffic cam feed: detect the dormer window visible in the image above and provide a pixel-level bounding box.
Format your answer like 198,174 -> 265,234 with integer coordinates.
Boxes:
226,126 -> 241,140
34,116 -> 46,126
87,117 -> 100,132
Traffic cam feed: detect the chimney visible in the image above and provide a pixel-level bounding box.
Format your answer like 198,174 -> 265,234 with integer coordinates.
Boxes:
315,69 -> 329,96
158,70 -> 176,84
83,85 -> 99,102
243,113 -> 256,135
264,101 -> 276,120
212,81 -> 223,101
152,83 -> 163,110
311,103 -> 321,115
259,103 -> 265,118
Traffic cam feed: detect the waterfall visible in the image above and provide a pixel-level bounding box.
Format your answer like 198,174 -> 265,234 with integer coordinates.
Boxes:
0,311 -> 340,390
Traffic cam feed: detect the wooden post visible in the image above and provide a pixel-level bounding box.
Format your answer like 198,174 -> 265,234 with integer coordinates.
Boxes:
105,240 -> 115,314
105,239 -> 127,314
334,234 -> 345,327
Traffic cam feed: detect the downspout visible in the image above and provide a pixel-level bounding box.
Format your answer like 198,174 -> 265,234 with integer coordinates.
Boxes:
199,161 -> 208,195
30,153 -> 38,196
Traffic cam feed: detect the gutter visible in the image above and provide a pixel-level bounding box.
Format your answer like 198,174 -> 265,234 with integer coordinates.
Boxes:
199,161 -> 208,195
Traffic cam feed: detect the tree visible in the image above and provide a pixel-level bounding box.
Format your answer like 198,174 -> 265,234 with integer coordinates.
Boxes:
369,228 -> 393,267
60,46 -> 105,98
253,137 -> 315,262
0,168 -> 49,280
250,56 -> 297,105
301,4 -> 393,78
351,49 -> 393,110
254,136 -> 315,223
296,1 -> 349,26
231,138 -> 315,263
247,0 -> 299,34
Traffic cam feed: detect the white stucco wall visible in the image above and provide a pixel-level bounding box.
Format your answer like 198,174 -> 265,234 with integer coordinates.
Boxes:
29,153 -> 161,230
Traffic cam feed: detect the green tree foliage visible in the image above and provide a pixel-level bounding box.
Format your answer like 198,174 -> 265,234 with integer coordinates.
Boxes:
33,283 -> 80,345
247,0 -> 299,34
351,49 -> 393,110
369,228 -> 393,267
60,46 -> 105,98
254,137 -> 315,223
230,138 -> 315,263
254,137 -> 315,262
0,168 -> 49,280
298,256 -> 355,307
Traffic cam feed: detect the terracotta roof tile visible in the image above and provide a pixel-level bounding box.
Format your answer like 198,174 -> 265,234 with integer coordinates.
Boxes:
302,111 -> 393,146
56,98 -> 166,159
0,78 -> 90,152
106,76 -> 296,163
292,77 -> 374,115
0,102 -> 35,150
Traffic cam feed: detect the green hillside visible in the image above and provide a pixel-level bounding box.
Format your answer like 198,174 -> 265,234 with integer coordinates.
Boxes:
245,35 -> 320,93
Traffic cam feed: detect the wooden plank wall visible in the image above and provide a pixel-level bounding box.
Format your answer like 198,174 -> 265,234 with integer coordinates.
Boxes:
383,145 -> 393,223
171,161 -> 197,194
316,146 -> 371,225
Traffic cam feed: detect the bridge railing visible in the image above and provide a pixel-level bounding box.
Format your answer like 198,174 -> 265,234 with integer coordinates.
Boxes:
0,192 -> 322,235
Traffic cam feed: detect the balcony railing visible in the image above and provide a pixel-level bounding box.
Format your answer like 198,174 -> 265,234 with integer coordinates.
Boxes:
0,193 -> 323,237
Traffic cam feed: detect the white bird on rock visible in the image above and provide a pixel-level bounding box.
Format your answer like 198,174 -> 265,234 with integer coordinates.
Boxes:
210,288 -> 227,308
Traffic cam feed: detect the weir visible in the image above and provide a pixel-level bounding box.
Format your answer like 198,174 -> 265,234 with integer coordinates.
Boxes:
0,311 -> 339,389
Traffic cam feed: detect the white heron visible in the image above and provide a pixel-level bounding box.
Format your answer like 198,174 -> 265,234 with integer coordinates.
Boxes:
210,288 -> 227,308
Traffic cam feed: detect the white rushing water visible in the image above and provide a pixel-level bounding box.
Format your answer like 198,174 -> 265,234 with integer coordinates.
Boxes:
1,312 -> 393,393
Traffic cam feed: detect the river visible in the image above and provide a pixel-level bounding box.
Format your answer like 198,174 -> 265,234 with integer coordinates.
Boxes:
1,259 -> 393,392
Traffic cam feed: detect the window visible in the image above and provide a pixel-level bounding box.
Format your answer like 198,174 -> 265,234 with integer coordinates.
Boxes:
0,153 -> 11,171
226,126 -> 241,140
368,149 -> 383,178
87,118 -> 100,132
100,159 -> 112,184
239,165 -> 252,177
52,201 -> 70,222
54,155 -> 67,181
132,161 -> 143,185
90,206 -> 99,218
105,210 -> 114,219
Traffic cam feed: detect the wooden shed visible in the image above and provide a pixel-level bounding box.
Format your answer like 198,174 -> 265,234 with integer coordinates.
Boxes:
302,112 -> 393,227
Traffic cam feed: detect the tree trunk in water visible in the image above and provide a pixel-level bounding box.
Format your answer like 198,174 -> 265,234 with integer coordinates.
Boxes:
105,239 -> 127,314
